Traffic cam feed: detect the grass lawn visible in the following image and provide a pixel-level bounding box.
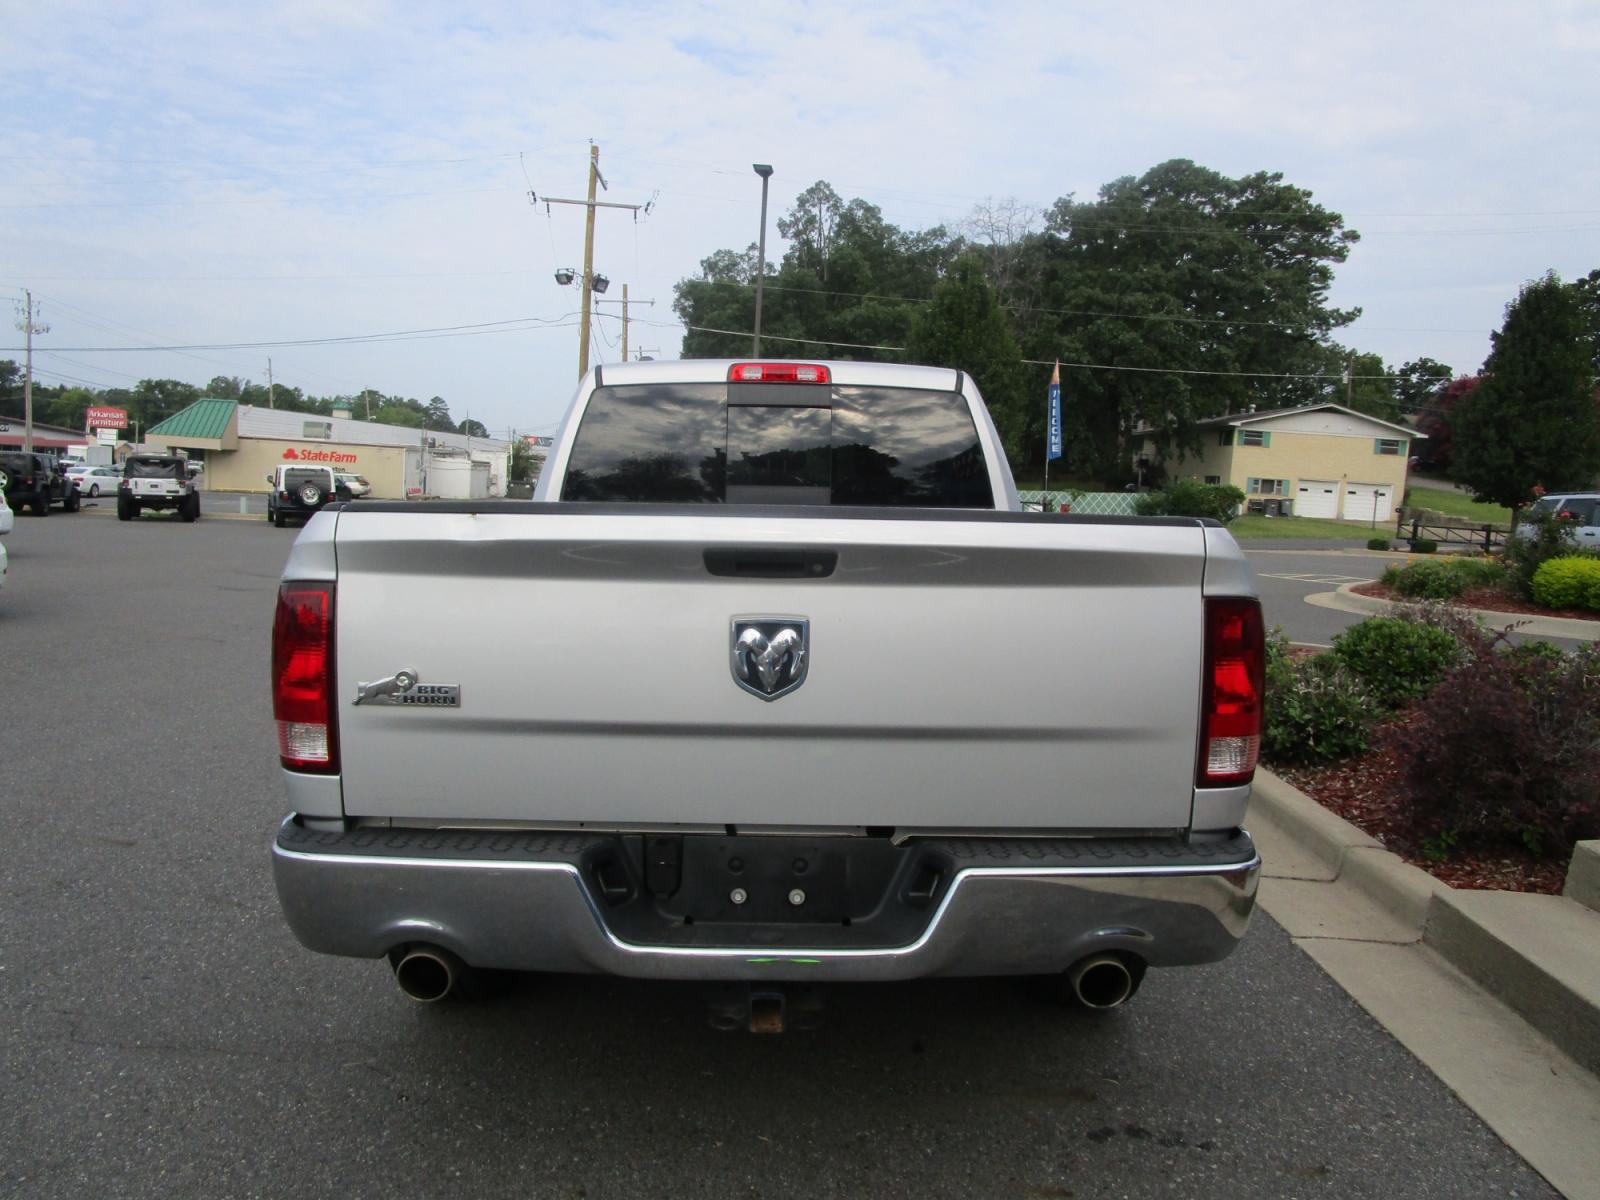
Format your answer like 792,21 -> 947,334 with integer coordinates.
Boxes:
1014,475 -> 1103,493
1405,484 -> 1511,524
1226,514 -> 1387,541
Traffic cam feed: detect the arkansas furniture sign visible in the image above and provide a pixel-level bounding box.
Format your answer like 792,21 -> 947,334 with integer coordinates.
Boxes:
86,406 -> 129,429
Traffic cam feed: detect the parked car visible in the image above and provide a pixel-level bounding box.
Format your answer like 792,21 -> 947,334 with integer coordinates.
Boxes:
0,538 -> 7,595
1517,492 -> 1600,549
118,455 -> 202,522
334,472 -> 372,498
0,451 -> 80,516
68,464 -> 123,497
0,489 -> 12,536
267,465 -> 350,528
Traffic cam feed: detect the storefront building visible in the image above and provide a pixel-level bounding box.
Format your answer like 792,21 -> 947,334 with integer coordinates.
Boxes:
147,400 -> 510,499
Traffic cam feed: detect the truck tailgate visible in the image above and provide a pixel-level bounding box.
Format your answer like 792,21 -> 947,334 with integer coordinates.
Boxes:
330,509 -> 1210,833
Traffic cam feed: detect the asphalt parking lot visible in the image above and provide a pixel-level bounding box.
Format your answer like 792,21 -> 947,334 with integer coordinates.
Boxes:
0,513 -> 1557,1199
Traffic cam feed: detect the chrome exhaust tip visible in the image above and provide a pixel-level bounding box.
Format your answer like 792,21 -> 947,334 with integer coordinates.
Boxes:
1067,953 -> 1138,1010
392,946 -> 462,1003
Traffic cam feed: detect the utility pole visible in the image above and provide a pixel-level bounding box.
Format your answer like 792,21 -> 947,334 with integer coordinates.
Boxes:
266,357 -> 275,409
595,285 -> 656,366
15,290 -> 49,452
533,143 -> 649,378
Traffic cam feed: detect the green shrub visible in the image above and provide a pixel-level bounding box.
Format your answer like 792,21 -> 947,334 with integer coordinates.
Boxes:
1380,557 -> 1508,600
1134,480 -> 1245,524
1503,511 -> 1599,598
1331,617 -> 1461,709
1409,538 -> 1438,554
1367,537 -> 1391,551
1530,556 -> 1600,611
1263,633 -> 1375,764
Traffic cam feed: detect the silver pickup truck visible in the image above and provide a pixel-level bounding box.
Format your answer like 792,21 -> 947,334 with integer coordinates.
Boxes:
271,359 -> 1263,1020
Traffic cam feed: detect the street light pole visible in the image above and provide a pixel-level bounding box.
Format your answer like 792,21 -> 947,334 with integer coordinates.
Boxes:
752,164 -> 773,355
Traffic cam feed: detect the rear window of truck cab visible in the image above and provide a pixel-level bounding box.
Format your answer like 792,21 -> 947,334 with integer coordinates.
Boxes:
560,382 -> 994,507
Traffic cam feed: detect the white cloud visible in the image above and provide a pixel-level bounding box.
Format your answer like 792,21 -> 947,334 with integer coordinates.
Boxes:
1,0 -> 1595,429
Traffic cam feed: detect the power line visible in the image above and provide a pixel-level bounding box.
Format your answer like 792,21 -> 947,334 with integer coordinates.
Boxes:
680,280 -> 1500,335
0,313 -> 586,353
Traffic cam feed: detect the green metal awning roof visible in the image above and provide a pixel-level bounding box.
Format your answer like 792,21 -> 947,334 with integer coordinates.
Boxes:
147,397 -> 239,451
149,397 -> 237,439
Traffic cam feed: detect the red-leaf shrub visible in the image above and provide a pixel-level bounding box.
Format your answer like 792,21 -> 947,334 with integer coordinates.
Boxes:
1385,641 -> 1600,854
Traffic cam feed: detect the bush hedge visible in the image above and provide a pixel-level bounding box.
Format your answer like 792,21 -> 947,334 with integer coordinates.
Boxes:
1503,511 -> 1600,598
1379,557 -> 1507,600
1410,539 -> 1438,554
1134,480 -> 1244,524
1530,556 -> 1600,611
1263,632 -> 1375,764
1367,537 -> 1391,551
1387,641 -> 1600,853
1330,617 -> 1460,709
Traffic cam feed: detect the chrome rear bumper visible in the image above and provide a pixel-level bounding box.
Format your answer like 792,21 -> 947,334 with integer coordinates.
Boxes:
271,818 -> 1259,982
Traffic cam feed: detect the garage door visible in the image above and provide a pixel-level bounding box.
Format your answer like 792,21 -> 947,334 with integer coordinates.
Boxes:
1344,483 -> 1392,523
1296,480 -> 1338,518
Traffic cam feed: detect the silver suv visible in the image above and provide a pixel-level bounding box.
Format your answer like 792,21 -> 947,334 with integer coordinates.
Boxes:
1520,492 -> 1600,550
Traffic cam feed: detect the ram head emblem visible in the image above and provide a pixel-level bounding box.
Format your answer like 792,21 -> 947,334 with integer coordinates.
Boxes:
731,619 -> 810,701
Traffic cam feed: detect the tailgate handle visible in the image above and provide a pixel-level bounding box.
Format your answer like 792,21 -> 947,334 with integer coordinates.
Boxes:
703,548 -> 837,579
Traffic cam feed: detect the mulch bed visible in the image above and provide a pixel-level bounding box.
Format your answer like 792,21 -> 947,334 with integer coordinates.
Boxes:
1272,641 -> 1572,894
1275,746 -> 1567,895
1350,580 -> 1599,622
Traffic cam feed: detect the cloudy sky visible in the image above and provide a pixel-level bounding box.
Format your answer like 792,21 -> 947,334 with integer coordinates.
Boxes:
3,1 -> 1596,437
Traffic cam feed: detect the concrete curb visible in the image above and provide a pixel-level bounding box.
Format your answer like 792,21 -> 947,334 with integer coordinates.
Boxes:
1566,842 -> 1600,914
1252,768 -> 1600,1075
1251,772 -> 1445,930
1306,581 -> 1600,641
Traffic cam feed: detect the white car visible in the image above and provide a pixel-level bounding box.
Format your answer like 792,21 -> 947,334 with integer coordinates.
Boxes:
335,472 -> 372,498
0,490 -> 12,536
68,465 -> 123,497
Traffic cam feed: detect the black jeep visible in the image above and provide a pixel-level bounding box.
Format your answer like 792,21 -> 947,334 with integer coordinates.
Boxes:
267,465 -> 351,528
0,451 -> 80,516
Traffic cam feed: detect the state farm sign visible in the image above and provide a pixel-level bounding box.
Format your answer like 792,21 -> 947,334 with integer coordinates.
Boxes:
283,447 -> 358,464
86,406 -> 129,429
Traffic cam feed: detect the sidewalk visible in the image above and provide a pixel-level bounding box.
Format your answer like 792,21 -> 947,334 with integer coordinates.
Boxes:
1250,769 -> 1600,1198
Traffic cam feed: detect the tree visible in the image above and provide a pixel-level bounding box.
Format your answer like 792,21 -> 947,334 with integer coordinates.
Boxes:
510,439 -> 548,485
1572,268 -> 1600,375
905,255 -> 1027,462
1453,273 -> 1600,522
458,417 -> 488,438
43,387 -> 95,430
1019,160 -> 1360,481
1415,375 -> 1478,474
1394,357 -> 1453,418
674,181 -> 958,362
0,359 -> 23,417
129,379 -> 201,430
373,402 -> 424,429
425,396 -> 454,432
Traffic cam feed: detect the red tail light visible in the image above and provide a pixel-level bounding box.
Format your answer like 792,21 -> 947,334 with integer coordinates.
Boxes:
728,362 -> 830,384
272,582 -> 338,773
1198,597 -> 1264,788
